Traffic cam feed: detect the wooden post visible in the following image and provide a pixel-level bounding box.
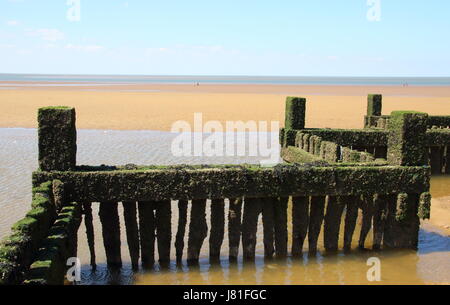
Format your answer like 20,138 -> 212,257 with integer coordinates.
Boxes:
430,146 -> 444,174
38,107 -> 76,171
82,202 -> 96,269
274,197 -> 288,257
138,201 -> 155,268
261,198 -> 275,258
187,199 -> 207,264
372,194 -> 388,250
228,198 -> 243,260
308,196 -> 325,254
99,202 -> 122,268
343,196 -> 360,251
285,97 -> 306,130
122,201 -> 140,270
242,198 -> 262,260
323,196 -> 345,252
387,111 -> 428,166
291,196 -> 309,256
209,199 -> 225,261
175,200 -> 188,262
358,195 -> 374,249
155,200 -> 171,265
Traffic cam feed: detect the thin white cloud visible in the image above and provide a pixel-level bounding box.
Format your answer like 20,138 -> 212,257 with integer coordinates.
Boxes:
6,20 -> 20,26
27,28 -> 65,41
65,44 -> 105,52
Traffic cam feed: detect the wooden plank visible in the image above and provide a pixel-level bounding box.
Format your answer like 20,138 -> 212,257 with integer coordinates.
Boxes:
291,196 -> 309,256
122,201 -> 140,269
209,199 -> 225,261
261,197 -> 275,258
137,201 -> 155,268
242,197 -> 262,260
228,198 -> 243,260
175,200 -> 188,262
343,196 -> 360,251
274,197 -> 288,257
99,202 -> 122,267
155,200 -> 172,265
358,195 -> 374,249
187,199 -> 207,264
308,196 -> 325,254
82,202 -> 96,269
323,196 -> 344,252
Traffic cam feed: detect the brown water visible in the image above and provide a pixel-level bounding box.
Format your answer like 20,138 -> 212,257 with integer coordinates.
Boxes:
0,128 -> 449,285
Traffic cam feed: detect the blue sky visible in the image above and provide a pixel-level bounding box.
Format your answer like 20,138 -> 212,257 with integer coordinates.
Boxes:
1,0 -> 449,76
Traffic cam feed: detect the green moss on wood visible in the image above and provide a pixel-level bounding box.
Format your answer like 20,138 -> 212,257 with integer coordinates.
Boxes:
367,94 -> 382,116
285,97 -> 306,130
418,192 -> 431,220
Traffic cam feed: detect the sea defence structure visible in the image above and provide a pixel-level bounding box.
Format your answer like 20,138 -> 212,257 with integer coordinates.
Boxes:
1,95 -> 447,285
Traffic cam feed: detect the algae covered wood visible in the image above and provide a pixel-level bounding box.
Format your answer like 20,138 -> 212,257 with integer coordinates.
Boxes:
38,106 -> 76,171
82,202 -> 96,268
323,196 -> 345,252
187,199 -> 207,263
137,201 -> 155,268
209,199 -> 225,261
261,197 -> 275,258
242,198 -> 262,260
98,202 -> 122,267
285,97 -> 306,130
274,197 -> 288,257
155,200 -> 171,264
122,201 -> 140,269
228,198 -> 243,260
291,196 -> 309,256
308,196 -> 325,254
175,200 -> 188,262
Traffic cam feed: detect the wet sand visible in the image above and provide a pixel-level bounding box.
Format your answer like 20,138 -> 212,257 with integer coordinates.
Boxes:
1,84 -> 450,131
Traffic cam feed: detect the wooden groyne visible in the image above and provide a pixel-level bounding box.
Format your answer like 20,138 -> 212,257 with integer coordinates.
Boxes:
1,94 -> 446,285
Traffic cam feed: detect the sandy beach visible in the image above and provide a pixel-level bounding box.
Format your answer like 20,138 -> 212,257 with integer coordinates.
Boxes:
1,84 -> 450,131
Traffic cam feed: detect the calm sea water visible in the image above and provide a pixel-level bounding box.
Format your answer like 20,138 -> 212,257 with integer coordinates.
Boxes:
0,128 -> 449,285
1,74 -> 450,86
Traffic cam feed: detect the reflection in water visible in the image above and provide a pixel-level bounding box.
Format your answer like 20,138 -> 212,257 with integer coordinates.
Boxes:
0,128 -> 449,285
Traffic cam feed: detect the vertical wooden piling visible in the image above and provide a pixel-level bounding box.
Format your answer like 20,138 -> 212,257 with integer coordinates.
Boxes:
291,196 -> 309,256
445,146 -> 450,174
82,202 -> 96,269
261,198 -> 275,258
323,196 -> 345,252
122,201 -> 140,269
99,202 -> 122,268
209,199 -> 225,261
274,197 -> 288,257
242,197 -> 262,260
374,146 -> 387,159
37,106 -> 76,171
228,198 -> 243,260
187,199 -> 207,264
383,193 -> 420,249
138,201 -> 155,268
155,200 -> 171,265
175,200 -> 188,262
285,97 -> 306,130
343,196 -> 359,251
308,196 -> 325,254
372,194 -> 387,250
358,195 -> 374,249
367,94 -> 382,116
430,146 -> 444,174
